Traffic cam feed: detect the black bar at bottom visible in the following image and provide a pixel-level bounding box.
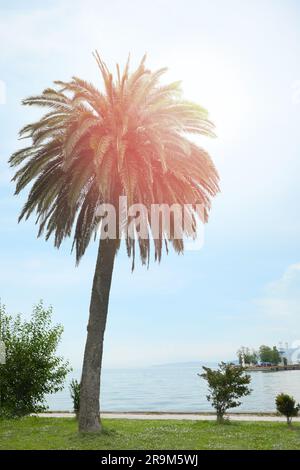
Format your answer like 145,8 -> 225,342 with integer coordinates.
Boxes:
0,449 -> 299,465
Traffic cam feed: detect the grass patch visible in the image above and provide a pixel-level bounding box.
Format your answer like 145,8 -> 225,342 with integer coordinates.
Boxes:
0,417 -> 300,450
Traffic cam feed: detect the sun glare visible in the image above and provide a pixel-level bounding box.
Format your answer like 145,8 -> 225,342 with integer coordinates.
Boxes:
166,50 -> 250,143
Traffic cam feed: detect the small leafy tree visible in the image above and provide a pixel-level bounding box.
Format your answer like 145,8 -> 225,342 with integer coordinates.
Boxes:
275,393 -> 300,425
271,346 -> 281,365
237,346 -> 258,365
69,379 -> 80,418
200,362 -> 252,422
259,345 -> 281,365
0,301 -> 71,417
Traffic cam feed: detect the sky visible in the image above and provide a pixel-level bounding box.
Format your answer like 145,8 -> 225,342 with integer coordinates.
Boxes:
0,0 -> 300,369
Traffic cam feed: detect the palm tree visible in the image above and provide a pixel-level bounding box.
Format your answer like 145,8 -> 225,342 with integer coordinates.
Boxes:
9,52 -> 219,432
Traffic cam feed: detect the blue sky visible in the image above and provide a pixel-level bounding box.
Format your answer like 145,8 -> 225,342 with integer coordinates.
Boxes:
0,0 -> 300,368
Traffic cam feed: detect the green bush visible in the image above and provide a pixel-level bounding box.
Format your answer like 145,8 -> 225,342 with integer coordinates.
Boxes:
0,301 -> 71,417
200,362 -> 252,422
275,393 -> 300,424
69,379 -> 80,416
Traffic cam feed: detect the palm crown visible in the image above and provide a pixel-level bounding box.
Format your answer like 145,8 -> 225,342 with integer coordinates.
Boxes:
10,52 -> 219,267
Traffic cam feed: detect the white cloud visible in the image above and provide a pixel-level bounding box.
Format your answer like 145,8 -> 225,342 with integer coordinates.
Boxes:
0,6 -> 68,58
256,263 -> 300,318
0,2 -> 145,64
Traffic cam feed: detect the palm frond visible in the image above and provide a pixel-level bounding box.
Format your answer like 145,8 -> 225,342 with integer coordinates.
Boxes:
10,51 -> 219,267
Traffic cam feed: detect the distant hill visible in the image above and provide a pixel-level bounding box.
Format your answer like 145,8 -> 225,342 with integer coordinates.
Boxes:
151,360 -> 234,368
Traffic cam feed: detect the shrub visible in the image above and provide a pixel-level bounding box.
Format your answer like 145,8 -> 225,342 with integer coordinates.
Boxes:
0,301 -> 71,417
200,362 -> 252,422
275,393 -> 300,425
69,379 -> 80,417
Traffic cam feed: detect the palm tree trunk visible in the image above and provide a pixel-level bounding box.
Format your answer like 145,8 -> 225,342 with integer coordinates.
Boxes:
79,238 -> 116,432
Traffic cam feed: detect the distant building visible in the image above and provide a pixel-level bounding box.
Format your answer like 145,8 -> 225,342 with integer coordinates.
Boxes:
278,342 -> 300,365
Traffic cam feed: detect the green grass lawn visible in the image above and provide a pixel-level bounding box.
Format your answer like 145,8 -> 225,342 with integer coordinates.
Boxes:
0,417 -> 300,450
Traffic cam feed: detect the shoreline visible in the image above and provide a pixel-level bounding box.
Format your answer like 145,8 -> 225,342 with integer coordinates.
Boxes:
34,411 -> 300,422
